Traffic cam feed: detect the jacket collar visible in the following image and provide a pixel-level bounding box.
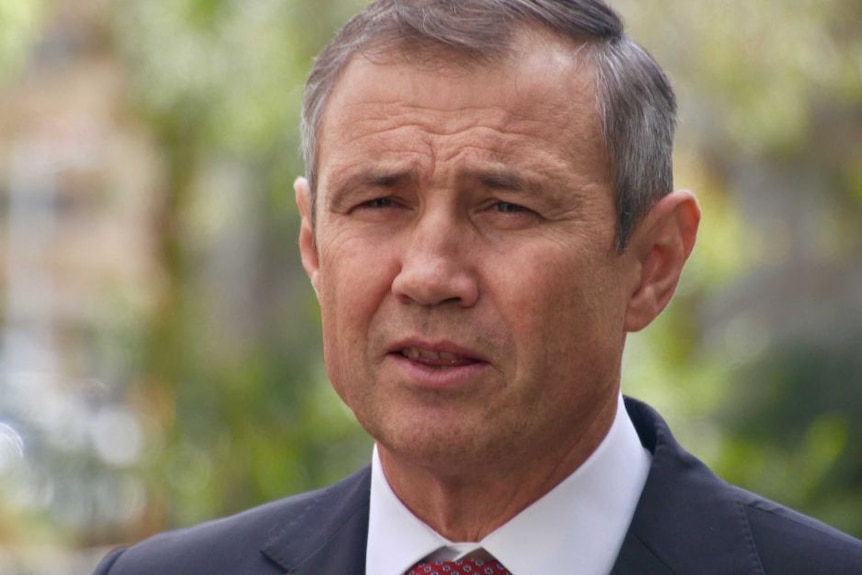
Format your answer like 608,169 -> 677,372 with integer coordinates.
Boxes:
611,398 -> 764,575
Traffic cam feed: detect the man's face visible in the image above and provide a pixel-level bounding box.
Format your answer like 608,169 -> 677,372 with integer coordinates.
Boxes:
298,33 -> 642,477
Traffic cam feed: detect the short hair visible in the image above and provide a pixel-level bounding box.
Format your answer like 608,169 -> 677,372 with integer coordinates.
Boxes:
301,0 -> 677,251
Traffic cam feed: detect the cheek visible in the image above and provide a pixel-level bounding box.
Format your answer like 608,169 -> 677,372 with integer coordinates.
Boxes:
317,242 -> 396,370
316,246 -> 361,370
319,238 -> 379,316
503,252 -> 622,362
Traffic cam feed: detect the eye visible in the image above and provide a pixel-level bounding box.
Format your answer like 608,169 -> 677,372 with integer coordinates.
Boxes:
480,199 -> 541,231
493,201 -> 528,214
346,195 -> 409,222
356,197 -> 397,210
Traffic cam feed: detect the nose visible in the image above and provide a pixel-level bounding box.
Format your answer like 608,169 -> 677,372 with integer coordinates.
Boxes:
391,213 -> 479,308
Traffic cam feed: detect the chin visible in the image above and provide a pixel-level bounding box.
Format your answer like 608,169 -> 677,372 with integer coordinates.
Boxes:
377,420 -> 517,473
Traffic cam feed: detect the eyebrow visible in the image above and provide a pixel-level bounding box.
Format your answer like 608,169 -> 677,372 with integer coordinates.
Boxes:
459,167 -> 552,199
464,166 -> 589,215
465,169 -> 530,192
348,170 -> 415,188
368,171 -> 414,188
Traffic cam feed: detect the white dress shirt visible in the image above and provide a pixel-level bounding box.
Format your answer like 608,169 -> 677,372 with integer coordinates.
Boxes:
365,394 -> 651,575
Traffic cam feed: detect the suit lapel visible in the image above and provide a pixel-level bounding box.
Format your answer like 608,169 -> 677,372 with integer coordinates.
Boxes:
260,466 -> 372,575
611,398 -> 765,575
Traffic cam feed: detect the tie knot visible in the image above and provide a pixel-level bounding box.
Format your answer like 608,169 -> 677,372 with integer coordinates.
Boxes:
406,559 -> 511,575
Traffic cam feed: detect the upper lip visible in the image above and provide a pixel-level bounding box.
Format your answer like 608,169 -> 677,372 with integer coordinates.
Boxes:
388,339 -> 489,363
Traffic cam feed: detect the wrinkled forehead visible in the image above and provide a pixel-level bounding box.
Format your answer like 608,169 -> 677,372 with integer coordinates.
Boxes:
316,28 -> 608,191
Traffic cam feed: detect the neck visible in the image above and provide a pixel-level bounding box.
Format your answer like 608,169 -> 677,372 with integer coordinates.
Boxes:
378,394 -> 618,541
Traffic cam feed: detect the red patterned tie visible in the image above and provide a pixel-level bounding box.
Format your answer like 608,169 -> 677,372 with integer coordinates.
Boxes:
406,558 -> 511,574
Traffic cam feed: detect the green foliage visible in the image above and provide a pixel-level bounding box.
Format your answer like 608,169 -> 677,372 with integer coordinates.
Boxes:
715,335 -> 862,532
99,0 -> 371,530
0,0 -> 42,84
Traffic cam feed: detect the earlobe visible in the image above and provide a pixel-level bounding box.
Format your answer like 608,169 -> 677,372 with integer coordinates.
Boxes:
295,177 -> 321,296
624,190 -> 700,332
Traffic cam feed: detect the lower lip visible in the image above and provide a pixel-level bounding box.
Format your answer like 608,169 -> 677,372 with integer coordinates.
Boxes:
388,353 -> 490,390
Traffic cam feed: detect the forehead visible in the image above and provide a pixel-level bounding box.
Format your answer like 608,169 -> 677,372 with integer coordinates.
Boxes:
317,29 -> 605,183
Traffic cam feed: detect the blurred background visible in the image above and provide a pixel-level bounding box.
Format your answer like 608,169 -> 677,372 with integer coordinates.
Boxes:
0,0 -> 860,572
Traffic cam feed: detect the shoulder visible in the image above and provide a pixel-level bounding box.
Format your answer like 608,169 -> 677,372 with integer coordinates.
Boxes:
622,397 -> 862,574
93,466 -> 371,575
734,486 -> 862,573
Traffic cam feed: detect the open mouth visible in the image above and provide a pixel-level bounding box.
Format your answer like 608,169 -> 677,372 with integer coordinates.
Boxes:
398,347 -> 480,368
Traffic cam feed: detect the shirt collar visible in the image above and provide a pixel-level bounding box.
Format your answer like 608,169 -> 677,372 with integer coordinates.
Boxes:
366,394 -> 651,575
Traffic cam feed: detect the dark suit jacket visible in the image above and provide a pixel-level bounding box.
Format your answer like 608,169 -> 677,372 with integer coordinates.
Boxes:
94,398 -> 862,574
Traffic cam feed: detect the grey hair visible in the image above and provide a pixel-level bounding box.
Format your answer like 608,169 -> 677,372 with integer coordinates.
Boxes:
300,0 -> 676,251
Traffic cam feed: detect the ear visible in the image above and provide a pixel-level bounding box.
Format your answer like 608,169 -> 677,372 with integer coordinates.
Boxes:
295,177 -> 321,297
624,190 -> 700,332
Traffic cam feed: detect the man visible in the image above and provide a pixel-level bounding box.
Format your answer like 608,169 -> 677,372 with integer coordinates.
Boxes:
95,1 -> 862,574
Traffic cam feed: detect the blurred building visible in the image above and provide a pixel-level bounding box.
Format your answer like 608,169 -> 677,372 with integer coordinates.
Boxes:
0,1 -> 162,572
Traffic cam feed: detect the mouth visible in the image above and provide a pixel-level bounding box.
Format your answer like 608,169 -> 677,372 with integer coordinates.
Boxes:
397,346 -> 480,368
